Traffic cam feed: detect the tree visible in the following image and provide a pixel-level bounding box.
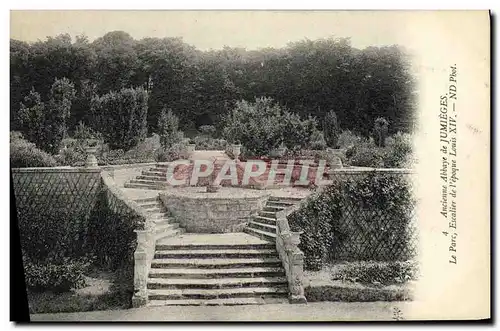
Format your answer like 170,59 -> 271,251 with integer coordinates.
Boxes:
323,110 -> 340,148
45,78 -> 76,153
91,87 -> 149,150
373,117 -> 389,147
222,97 -> 320,157
157,108 -> 181,149
17,88 -> 46,147
18,78 -> 76,153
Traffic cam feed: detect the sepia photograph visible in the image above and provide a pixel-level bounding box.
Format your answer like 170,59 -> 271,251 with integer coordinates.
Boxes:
9,9 -> 490,322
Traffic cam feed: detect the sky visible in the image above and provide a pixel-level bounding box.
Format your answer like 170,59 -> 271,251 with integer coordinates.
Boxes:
10,10 -> 415,51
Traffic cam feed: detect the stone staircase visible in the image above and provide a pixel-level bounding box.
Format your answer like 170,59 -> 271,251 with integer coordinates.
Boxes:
133,196 -> 185,239
146,233 -> 290,306
244,196 -> 303,241
125,164 -> 171,190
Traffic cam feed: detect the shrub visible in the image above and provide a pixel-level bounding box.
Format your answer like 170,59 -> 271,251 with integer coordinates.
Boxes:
222,97 -> 320,157
123,134 -> 161,161
18,78 -> 76,154
158,108 -> 182,149
199,125 -> 216,137
10,132 -> 58,168
383,132 -> 414,168
323,110 -> 340,148
90,87 -> 148,151
308,130 -> 327,150
289,172 -> 416,270
23,256 -> 92,293
56,122 -> 104,166
155,140 -> 187,162
347,146 -> 386,168
194,136 -> 228,150
338,130 -> 363,149
86,191 -> 142,270
331,260 -> 419,285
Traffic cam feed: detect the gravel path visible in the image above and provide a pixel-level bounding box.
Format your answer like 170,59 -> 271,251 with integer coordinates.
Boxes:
30,301 -> 416,321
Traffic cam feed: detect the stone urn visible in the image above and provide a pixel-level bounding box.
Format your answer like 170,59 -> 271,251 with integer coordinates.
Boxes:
85,139 -> 99,167
231,143 -> 242,160
186,142 -> 196,155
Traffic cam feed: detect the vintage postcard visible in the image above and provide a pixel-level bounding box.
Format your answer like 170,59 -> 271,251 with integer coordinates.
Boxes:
9,10 -> 490,322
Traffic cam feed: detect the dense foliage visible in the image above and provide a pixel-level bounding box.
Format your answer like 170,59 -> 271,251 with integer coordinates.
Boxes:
289,172 -> 416,270
11,33 -> 416,142
10,132 -> 58,168
17,187 -> 143,293
323,110 -> 340,148
90,87 -> 148,150
222,97 -> 322,157
331,260 -> 419,286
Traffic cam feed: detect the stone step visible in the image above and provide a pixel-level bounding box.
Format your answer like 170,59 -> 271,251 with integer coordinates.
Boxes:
243,227 -> 277,242
145,207 -> 168,215
266,200 -> 295,207
151,257 -> 282,269
263,205 -> 286,212
254,215 -> 277,225
155,228 -> 185,240
268,196 -> 303,202
133,197 -> 160,204
247,221 -> 277,233
137,175 -> 169,182
147,297 -> 288,306
155,222 -> 180,233
142,170 -> 168,177
147,286 -> 288,300
124,183 -> 164,190
130,179 -> 166,186
155,243 -> 275,251
154,249 -> 277,259
149,267 -> 285,279
149,212 -> 170,219
147,277 -> 287,289
258,210 -> 277,218
138,202 -> 163,209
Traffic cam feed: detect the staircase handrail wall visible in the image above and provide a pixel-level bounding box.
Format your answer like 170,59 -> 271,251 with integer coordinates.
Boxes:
275,200 -> 307,304
101,170 -> 155,307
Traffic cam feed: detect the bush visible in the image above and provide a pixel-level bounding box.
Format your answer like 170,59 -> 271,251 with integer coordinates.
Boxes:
383,132 -> 414,168
194,136 -> 228,150
222,97 -> 320,157
199,125 -> 216,137
347,146 -> 386,168
308,130 -> 327,150
10,131 -> 58,168
56,123 -> 105,166
90,87 -> 148,151
331,260 -> 419,285
155,140 -> 187,162
338,130 -> 363,149
158,109 -> 182,149
323,110 -> 340,148
23,256 -> 91,293
289,172 -> 416,270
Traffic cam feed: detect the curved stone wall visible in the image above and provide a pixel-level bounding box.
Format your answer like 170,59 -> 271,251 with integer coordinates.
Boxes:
159,188 -> 270,233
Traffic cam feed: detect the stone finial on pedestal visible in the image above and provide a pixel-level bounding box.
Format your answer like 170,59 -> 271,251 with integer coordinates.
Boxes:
84,139 -> 99,168
231,143 -> 242,160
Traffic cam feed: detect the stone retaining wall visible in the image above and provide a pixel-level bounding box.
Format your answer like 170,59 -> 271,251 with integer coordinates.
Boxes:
159,192 -> 269,233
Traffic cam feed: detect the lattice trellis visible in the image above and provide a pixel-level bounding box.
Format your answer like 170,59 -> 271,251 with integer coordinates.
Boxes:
328,170 -> 418,261
12,169 -> 102,223
314,170 -> 419,262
